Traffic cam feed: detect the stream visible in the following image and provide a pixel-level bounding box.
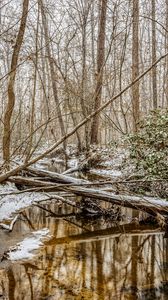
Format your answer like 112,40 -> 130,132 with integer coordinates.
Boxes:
0,158 -> 168,299
0,201 -> 168,300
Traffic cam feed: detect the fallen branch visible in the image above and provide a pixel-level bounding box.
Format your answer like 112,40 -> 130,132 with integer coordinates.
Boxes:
62,167 -> 79,175
0,215 -> 19,232
35,193 -> 78,208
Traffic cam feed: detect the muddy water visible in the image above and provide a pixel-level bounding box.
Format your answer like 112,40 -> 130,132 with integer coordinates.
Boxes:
0,201 -> 168,300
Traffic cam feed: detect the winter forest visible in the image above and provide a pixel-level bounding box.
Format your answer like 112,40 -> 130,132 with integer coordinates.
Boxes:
0,0 -> 168,299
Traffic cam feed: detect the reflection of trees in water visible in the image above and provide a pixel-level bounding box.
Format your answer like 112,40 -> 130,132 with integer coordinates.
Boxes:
0,205 -> 168,299
130,236 -> 138,300
7,267 -> 15,300
40,216 -> 59,299
95,240 -> 104,299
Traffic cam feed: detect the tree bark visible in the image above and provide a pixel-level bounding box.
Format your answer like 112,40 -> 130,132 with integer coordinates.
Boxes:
3,0 -> 29,166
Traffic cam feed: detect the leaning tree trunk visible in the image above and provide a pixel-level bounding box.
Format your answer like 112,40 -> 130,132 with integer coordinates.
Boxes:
3,0 -> 29,167
90,0 -> 107,144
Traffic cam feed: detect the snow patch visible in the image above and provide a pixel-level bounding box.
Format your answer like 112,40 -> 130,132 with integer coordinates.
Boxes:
0,185 -> 48,222
68,158 -> 78,168
90,168 -> 122,177
7,228 -> 50,261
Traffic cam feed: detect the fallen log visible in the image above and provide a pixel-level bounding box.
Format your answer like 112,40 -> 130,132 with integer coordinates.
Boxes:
9,176 -> 55,187
62,185 -> 168,216
26,166 -> 89,185
8,176 -> 168,216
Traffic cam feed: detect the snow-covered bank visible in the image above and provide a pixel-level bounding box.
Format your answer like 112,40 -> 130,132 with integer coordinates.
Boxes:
0,183 -> 48,222
6,228 -> 51,261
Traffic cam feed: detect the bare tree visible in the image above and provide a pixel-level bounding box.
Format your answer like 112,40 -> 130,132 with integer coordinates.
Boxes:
25,6 -> 40,162
2,0 -> 29,167
80,0 -> 91,149
90,0 -> 108,144
165,0 -> 168,106
39,0 -> 67,151
151,0 -> 157,109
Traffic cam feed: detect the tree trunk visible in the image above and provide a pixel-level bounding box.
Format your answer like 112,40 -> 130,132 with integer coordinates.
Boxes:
39,0 -> 66,151
165,0 -> 168,107
132,0 -> 140,132
25,6 -> 40,162
90,0 -> 107,144
80,4 -> 90,149
2,0 -> 29,167
152,0 -> 157,109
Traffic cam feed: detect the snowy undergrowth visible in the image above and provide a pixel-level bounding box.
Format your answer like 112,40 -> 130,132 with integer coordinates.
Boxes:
127,110 -> 168,179
89,147 -> 132,179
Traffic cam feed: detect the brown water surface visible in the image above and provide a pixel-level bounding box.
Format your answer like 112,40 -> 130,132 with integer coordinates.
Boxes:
0,201 -> 168,300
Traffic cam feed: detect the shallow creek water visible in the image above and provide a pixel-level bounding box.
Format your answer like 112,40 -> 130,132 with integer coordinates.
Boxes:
0,201 -> 168,300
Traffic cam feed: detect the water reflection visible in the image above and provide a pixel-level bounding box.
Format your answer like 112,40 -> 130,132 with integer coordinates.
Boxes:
0,203 -> 168,300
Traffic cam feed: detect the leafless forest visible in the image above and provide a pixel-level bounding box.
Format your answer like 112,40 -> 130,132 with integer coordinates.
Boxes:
0,0 -> 168,162
0,1 -> 168,299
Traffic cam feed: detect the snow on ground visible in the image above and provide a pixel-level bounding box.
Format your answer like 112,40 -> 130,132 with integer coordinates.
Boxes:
68,158 -> 78,168
89,168 -> 122,178
7,228 -> 50,261
88,148 -> 129,178
0,184 -> 48,222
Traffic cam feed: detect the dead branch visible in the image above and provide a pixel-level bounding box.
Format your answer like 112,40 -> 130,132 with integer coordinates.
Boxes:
0,215 -> 19,232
